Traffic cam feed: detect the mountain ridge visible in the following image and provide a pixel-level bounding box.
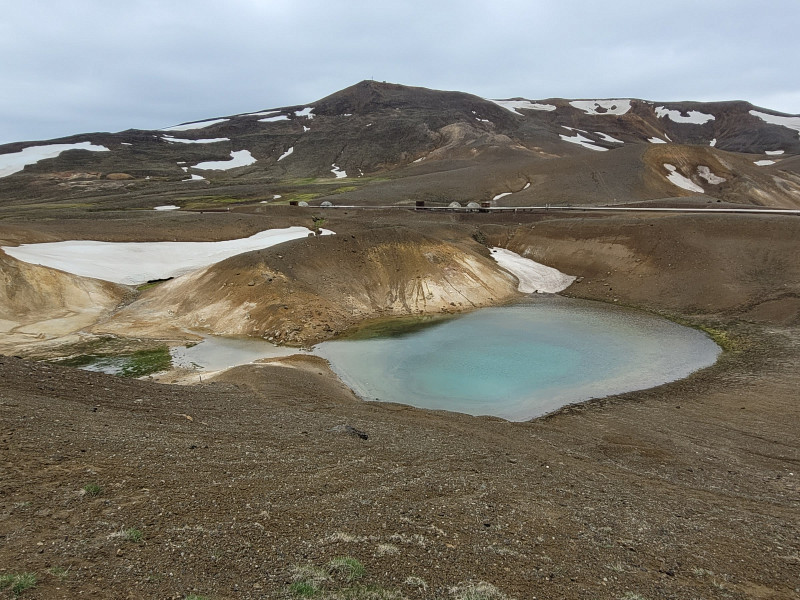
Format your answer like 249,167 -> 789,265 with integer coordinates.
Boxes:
1,81 -> 799,212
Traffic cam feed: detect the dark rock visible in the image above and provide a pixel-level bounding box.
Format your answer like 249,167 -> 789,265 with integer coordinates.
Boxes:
328,424 -> 369,440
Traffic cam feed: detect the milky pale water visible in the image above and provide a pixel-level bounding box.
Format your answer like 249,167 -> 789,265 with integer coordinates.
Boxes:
83,297 -> 719,421
314,297 -> 720,421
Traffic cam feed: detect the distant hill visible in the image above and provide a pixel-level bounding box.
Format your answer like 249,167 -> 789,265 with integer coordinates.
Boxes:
1,80 -> 799,213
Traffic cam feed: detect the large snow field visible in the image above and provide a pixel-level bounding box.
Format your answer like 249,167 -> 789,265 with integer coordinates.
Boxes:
569,99 -> 631,116
654,106 -> 715,124
490,248 -> 575,294
3,227 -> 333,286
0,142 -> 110,178
750,110 -> 800,137
489,99 -> 557,113
194,150 -> 256,170
162,118 -> 230,131
664,164 -> 704,193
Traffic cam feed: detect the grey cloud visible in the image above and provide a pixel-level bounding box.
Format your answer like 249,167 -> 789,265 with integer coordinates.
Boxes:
1,0 -> 798,144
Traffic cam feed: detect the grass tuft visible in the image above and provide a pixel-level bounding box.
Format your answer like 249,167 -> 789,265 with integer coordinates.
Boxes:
450,581 -> 509,600
82,483 -> 103,497
289,580 -> 320,597
0,573 -> 37,596
327,557 -> 366,583
124,528 -> 144,543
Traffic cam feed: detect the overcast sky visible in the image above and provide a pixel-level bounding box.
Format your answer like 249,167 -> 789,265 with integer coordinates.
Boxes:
2,0 -> 798,145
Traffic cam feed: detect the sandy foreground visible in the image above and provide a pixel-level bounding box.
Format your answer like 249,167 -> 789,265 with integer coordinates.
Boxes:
1,209 -> 799,599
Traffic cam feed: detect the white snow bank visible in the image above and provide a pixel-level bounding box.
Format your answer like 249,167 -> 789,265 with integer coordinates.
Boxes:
654,106 -> 715,124
569,99 -> 631,116
194,150 -> 256,170
750,110 -> 800,138
754,160 -> 776,166
3,227 -> 333,286
295,107 -> 315,119
595,131 -> 624,143
664,164 -> 704,193
331,164 -> 346,178
559,133 -> 608,151
163,118 -> 229,131
766,150 -> 784,155
277,147 -> 294,161
493,192 -> 512,201
490,248 -> 575,294
183,174 -> 206,181
697,166 -> 725,185
154,205 -> 180,211
648,137 -> 667,144
0,142 -> 110,178
710,138 -> 717,147
162,136 -> 229,144
489,99 -> 557,114
259,114 -> 290,122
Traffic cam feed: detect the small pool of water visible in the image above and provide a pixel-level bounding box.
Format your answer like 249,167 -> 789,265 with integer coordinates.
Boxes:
314,297 -> 720,421
170,336 -> 306,371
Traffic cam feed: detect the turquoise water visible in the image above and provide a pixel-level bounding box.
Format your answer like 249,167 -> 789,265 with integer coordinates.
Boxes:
315,297 -> 721,421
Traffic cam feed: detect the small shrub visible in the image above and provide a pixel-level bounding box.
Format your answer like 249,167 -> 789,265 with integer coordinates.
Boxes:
184,595 -> 210,600
124,528 -> 143,543
0,572 -> 37,596
327,556 -> 365,583
83,483 -> 103,497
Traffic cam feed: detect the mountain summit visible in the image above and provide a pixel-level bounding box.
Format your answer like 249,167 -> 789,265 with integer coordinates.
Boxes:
1,81 -> 799,212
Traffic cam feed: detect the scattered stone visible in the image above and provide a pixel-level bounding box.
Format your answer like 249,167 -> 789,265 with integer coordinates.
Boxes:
328,424 -> 369,440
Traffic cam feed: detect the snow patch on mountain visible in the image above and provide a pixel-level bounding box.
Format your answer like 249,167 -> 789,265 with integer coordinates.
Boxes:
3,227 -> 329,285
765,150 -> 784,155
490,248 -> 575,294
163,136 -> 229,144
0,142 -> 110,178
697,166 -> 725,185
489,100 -> 557,114
331,164 -> 346,178
163,118 -> 229,131
664,164 -> 704,193
259,114 -> 290,123
194,150 -> 256,170
754,160 -> 776,166
277,147 -> 294,161
655,106 -> 715,124
595,132 -> 624,143
649,137 -> 668,144
569,99 -> 631,116
749,110 -> 800,138
296,107 -> 315,119
559,133 -> 608,151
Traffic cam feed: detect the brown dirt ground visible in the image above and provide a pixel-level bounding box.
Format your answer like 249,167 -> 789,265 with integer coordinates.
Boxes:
1,209 -> 799,599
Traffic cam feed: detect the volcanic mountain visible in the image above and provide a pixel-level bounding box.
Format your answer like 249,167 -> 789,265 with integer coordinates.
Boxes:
1,80 -> 799,216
